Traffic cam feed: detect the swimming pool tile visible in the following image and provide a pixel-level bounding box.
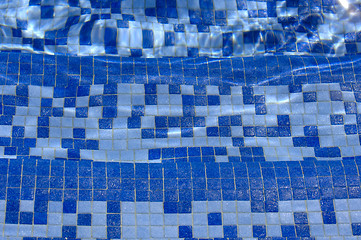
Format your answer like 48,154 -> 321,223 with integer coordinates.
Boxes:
1,51 -> 361,239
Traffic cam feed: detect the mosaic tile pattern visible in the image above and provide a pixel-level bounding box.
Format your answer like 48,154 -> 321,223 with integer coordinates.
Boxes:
2,159 -> 361,239
1,53 -> 361,161
0,52 -> 360,239
1,0 -> 361,56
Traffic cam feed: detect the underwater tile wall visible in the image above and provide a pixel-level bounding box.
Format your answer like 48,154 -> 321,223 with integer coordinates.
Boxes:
2,0 -> 361,238
0,0 -> 361,56
0,52 -> 360,239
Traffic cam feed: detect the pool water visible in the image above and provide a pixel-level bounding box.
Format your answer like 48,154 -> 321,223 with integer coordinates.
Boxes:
1,0 -> 361,239
0,0 -> 361,57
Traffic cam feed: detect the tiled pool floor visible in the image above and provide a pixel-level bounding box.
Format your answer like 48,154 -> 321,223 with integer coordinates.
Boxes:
1,53 -> 361,239
0,0 -> 360,57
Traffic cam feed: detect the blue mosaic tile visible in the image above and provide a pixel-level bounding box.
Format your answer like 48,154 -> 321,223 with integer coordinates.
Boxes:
2,27 -> 361,238
0,0 -> 359,57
